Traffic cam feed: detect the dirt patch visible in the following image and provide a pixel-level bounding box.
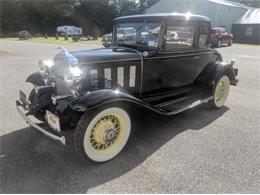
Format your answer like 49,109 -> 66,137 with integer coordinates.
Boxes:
0,49 -> 9,55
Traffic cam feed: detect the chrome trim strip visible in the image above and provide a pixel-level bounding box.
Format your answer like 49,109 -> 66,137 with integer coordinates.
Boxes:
147,51 -> 214,60
16,102 -> 66,145
129,65 -> 136,87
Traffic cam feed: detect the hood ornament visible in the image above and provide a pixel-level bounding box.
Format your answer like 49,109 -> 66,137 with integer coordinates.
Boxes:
56,46 -> 78,66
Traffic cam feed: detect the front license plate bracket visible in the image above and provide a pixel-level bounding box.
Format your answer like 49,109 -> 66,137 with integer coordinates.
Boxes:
46,110 -> 61,132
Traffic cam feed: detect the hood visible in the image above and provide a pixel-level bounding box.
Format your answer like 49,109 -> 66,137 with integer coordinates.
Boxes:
52,48 -> 141,77
70,48 -> 140,65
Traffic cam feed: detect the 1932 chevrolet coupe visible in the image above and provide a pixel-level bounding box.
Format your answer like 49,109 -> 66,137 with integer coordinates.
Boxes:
16,13 -> 238,162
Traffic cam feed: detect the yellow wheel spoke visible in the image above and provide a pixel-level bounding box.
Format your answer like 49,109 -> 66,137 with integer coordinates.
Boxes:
89,113 -> 125,153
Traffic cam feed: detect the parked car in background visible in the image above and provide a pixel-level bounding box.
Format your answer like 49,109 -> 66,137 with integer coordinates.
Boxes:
16,13 -> 238,163
57,25 -> 83,36
210,27 -> 233,47
18,31 -> 32,40
166,31 -> 179,41
102,33 -> 112,47
102,28 -> 136,47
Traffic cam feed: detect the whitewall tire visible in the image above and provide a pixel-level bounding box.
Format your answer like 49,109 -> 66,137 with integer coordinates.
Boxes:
209,75 -> 230,109
74,106 -> 131,162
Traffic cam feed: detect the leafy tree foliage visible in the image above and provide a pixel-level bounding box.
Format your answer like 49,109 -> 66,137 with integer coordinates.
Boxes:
229,0 -> 260,8
0,0 -> 159,36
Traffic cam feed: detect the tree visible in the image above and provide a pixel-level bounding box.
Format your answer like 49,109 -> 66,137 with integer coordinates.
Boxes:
139,0 -> 160,13
0,0 -> 159,36
229,0 -> 260,8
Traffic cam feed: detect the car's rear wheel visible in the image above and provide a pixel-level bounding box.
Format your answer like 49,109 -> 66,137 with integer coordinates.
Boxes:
209,75 -> 230,109
74,106 -> 131,162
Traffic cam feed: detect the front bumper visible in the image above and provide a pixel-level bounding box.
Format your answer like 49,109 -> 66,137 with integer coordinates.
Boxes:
16,100 -> 66,145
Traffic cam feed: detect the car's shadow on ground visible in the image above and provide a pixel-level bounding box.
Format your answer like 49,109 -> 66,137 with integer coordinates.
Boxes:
0,104 -> 229,193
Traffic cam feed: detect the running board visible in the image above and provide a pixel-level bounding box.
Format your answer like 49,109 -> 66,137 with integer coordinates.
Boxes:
148,96 -> 213,116
166,96 -> 213,115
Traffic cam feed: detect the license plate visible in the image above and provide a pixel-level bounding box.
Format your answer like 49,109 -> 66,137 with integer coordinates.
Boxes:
46,110 -> 61,132
19,90 -> 27,106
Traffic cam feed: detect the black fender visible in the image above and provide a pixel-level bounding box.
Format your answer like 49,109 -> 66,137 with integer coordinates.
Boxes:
25,71 -> 45,86
208,61 -> 237,86
195,61 -> 237,93
70,89 -> 149,112
25,72 -> 53,119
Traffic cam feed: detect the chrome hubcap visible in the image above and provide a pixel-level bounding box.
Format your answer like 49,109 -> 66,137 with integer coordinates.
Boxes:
90,114 -> 123,152
214,76 -> 230,107
103,128 -> 117,142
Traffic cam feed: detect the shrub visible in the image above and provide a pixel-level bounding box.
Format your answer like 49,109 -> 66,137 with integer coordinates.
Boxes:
72,36 -> 80,42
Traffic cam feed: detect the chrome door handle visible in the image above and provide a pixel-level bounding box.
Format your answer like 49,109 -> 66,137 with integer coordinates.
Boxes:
193,56 -> 200,60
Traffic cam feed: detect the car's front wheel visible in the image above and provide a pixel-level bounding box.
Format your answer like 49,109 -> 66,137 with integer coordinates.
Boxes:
74,106 -> 131,162
209,75 -> 230,109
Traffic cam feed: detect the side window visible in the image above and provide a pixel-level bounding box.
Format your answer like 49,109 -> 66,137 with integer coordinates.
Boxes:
165,24 -> 195,50
199,25 -> 209,48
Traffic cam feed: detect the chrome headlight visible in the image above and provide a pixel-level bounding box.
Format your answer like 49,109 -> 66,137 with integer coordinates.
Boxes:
38,59 -> 54,73
63,66 -> 83,86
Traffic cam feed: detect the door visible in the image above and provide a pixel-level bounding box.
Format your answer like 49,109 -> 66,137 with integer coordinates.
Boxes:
195,23 -> 217,79
141,21 -> 198,96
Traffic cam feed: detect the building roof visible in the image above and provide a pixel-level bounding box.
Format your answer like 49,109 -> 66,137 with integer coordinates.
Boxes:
234,8 -> 260,24
209,0 -> 250,9
114,13 -> 210,22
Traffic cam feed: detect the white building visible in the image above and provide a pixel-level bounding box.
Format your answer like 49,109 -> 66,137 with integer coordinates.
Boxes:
146,0 -> 250,32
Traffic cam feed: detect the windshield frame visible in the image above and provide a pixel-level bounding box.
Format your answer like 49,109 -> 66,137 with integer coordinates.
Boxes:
113,19 -> 163,51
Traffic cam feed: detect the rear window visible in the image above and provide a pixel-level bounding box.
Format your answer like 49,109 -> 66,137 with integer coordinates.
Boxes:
165,23 -> 195,50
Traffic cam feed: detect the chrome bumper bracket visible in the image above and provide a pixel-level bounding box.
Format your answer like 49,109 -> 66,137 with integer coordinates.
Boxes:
16,100 -> 66,145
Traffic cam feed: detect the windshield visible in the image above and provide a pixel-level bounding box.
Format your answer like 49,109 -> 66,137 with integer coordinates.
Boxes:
115,20 -> 161,50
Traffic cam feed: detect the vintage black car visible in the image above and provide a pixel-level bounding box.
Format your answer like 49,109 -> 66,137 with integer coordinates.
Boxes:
16,13 -> 238,162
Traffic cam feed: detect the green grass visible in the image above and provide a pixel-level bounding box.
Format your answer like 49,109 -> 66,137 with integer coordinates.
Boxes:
0,37 -> 101,45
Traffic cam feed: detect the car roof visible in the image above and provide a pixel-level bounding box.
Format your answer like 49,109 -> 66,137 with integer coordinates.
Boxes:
114,13 -> 210,23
